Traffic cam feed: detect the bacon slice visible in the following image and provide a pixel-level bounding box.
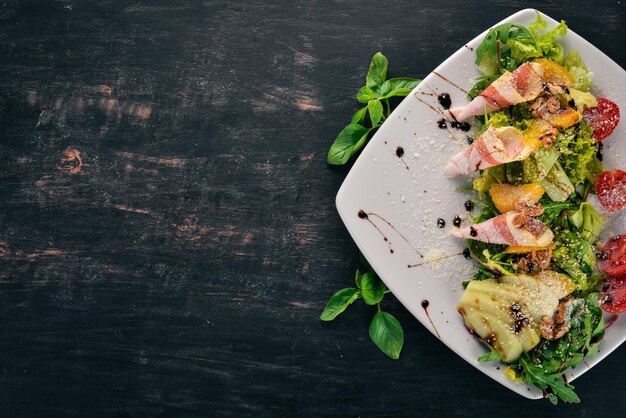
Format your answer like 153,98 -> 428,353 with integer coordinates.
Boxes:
444,126 -> 532,178
451,212 -> 553,247
444,62 -> 543,122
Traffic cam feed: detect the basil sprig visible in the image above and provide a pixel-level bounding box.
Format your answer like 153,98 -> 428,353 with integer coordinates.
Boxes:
321,253 -> 404,359
326,52 -> 420,165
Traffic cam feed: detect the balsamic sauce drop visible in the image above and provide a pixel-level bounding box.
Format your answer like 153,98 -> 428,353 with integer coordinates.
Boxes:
437,119 -> 447,129
437,218 -> 446,228
450,121 -> 471,132
453,216 -> 461,227
437,93 -> 452,110
395,146 -> 404,158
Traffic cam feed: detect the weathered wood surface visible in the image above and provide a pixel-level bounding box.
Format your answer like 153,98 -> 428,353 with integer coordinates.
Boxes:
1,1 -> 625,416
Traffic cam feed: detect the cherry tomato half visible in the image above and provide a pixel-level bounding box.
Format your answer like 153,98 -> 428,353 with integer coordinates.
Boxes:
583,98 -> 620,142
596,170 -> 626,213
600,273 -> 626,314
601,235 -> 626,277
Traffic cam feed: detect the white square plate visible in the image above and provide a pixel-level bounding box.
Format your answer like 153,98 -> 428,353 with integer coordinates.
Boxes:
336,8 -> 626,399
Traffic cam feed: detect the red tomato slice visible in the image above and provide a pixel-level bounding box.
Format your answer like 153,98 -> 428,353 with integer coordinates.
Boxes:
600,273 -> 626,314
601,235 -> 626,276
583,98 -> 620,141
596,170 -> 626,212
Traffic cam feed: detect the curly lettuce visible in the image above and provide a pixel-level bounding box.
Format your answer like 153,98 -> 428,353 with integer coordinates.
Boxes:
508,14 -> 568,64
554,121 -> 602,186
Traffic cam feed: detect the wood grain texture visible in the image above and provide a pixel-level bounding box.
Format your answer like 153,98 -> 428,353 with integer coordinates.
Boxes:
1,0 -> 625,416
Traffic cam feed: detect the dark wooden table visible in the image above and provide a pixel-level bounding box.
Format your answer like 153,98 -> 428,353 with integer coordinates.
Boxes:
1,1 -> 625,416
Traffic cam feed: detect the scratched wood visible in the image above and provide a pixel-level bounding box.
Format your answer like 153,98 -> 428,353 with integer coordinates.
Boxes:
1,1 -> 625,416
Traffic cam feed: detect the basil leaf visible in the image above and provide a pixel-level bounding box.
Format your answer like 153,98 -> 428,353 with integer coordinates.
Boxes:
327,124 -> 370,165
360,272 -> 385,305
366,52 -> 388,89
369,310 -> 403,359
379,77 -> 420,97
357,86 -> 376,103
351,107 -> 368,125
368,99 -> 383,126
355,269 -> 363,289
320,288 -> 361,321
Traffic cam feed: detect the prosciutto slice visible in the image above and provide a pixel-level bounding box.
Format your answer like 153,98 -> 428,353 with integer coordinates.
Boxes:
444,126 -> 532,178
451,212 -> 553,247
444,62 -> 543,122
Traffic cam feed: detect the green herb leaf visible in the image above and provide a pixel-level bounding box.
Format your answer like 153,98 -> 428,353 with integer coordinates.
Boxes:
357,86 -> 376,103
369,310 -> 404,359
355,269 -> 363,289
475,23 -> 535,75
366,52 -> 388,89
327,124 -> 371,165
320,288 -> 361,321
517,354 -> 580,405
379,77 -> 421,98
368,99 -> 384,126
478,348 -> 502,363
351,107 -> 368,125
360,272 -> 386,305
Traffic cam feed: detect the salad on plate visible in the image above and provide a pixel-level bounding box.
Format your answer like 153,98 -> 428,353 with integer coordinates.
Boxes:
444,15 -> 625,404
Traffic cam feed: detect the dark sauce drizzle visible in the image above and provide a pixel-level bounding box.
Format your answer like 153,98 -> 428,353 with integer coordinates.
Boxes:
358,210 -> 423,257
421,300 -> 441,339
407,252 -> 463,268
432,71 -> 468,94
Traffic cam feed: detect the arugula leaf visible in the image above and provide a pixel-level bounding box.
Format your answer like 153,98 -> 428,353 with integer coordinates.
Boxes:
327,124 -> 371,165
366,52 -> 388,89
467,74 -> 497,99
369,310 -> 404,359
538,199 -> 574,228
478,348 -> 502,363
320,288 -> 361,321
517,354 -> 580,405
368,99 -> 384,126
359,272 -> 386,305
475,23 -> 535,75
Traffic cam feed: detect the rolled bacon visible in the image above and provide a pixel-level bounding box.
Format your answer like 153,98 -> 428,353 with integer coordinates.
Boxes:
444,125 -> 532,178
444,62 -> 543,122
451,212 -> 553,247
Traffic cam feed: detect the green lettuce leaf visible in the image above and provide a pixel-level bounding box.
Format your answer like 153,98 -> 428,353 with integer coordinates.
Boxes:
567,202 -> 605,242
564,49 -> 594,91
